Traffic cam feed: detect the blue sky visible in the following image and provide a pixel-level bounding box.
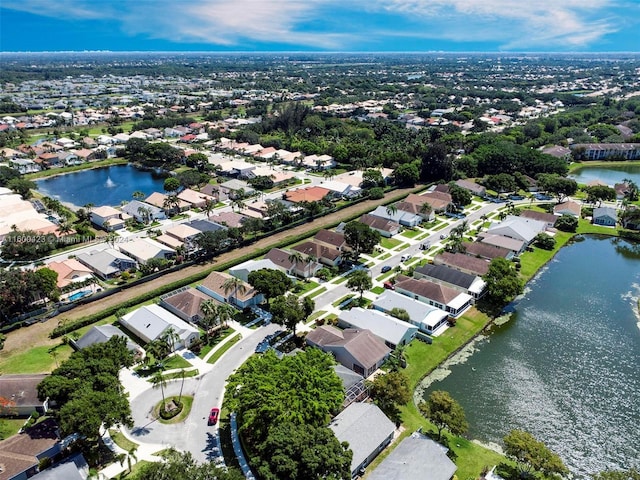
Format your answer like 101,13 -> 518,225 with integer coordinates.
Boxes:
1,0 -> 639,52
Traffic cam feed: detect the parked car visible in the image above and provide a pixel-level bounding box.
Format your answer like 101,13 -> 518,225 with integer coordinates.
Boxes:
383,281 -> 395,290
419,242 -> 431,250
440,233 -> 448,240
401,254 -> 412,262
208,407 -> 220,425
381,265 -> 392,273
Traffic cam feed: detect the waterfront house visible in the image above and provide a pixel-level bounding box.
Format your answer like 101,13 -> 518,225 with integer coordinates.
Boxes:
463,241 -> 513,260
373,290 -> 449,335
337,307 -> 418,349
121,200 -> 166,224
394,276 -> 473,317
329,402 -> 395,478
593,207 -> 617,226
434,252 -> 491,276
9,158 -> 40,174
305,325 -> 390,377
414,263 -> 486,299
520,210 -> 558,228
476,234 -> 526,257
90,206 -> 125,231
366,431 -> 457,480
486,215 -> 547,244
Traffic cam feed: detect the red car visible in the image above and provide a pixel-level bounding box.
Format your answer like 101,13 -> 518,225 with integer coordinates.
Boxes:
208,407 -> 220,425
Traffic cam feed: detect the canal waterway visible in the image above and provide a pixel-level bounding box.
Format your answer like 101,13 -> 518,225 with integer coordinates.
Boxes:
569,164 -> 640,186
35,164 -> 167,208
419,235 -> 640,475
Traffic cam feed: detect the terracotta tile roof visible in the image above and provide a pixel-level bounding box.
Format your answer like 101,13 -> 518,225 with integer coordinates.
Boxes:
284,186 -> 330,203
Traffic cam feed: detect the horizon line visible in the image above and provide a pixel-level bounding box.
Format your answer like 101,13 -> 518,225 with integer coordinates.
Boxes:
2,50 -> 640,55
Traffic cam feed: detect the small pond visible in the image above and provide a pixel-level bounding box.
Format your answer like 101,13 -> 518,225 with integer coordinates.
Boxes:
569,164 -> 640,186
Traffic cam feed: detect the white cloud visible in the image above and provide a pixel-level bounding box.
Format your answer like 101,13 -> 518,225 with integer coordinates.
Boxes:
378,0 -> 620,49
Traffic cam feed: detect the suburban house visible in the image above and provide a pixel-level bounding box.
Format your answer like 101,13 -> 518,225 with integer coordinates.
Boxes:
434,252 -> 491,276
463,241 -> 513,260
455,179 -> 486,197
118,238 -> 175,265
520,210 -> 559,228
359,214 -> 400,238
90,206 -> 125,231
305,325 -> 391,377
185,219 -> 227,235
119,304 -> 200,350
76,248 -> 137,280
476,233 -> 526,257
208,211 -> 248,229
593,206 -> 617,226
366,430 -> 457,480
283,186 -> 331,204
0,419 -> 68,480
541,145 -> 572,161
121,200 -> 167,224
42,259 -> 93,289
291,241 -> 342,267
9,158 -> 40,174
369,205 -> 422,227
314,229 -> 347,251
73,325 -> 141,355
328,402 -> 396,478
333,365 -> 368,408
155,223 -> 201,252
553,200 -> 582,217
159,287 -> 214,324
414,264 -> 486,299
197,271 -> 264,309
0,374 -> 49,416
337,308 -> 418,349
177,188 -> 217,209
320,180 -> 361,199
373,290 -> 449,335
228,258 -> 285,282
265,247 -> 322,278
394,200 -> 435,222
394,276 -> 473,317
302,154 -> 336,170
145,192 -> 190,214
217,179 -> 255,201
486,215 -> 547,244
405,191 -> 452,215
29,452 -> 89,480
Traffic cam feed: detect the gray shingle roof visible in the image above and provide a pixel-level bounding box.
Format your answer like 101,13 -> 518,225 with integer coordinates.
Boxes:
75,325 -> 139,352
415,263 -> 476,289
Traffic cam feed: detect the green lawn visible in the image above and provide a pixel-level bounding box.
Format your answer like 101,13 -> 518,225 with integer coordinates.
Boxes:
112,460 -> 152,480
0,419 -> 25,440
162,369 -> 199,381
307,310 -> 328,322
162,355 -> 191,370
371,286 -> 385,295
400,229 -> 422,239
519,231 -> 573,280
306,286 -> 327,299
155,396 -> 194,424
380,237 -> 401,249
0,343 -> 73,374
108,429 -> 139,452
395,243 -> 410,251
207,333 -> 242,364
294,281 -> 320,294
331,275 -> 348,284
375,271 -> 395,282
197,328 -> 235,359
332,294 -> 355,307
379,253 -> 391,261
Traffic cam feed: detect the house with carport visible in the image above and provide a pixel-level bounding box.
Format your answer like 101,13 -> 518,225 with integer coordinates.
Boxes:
337,308 -> 417,349
119,304 -> 200,350
305,325 -> 390,377
373,290 -> 449,335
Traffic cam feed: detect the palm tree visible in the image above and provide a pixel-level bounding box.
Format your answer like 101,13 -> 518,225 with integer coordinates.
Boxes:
137,206 -> 152,225
231,197 -> 246,212
216,303 -> 235,329
306,254 -> 317,278
160,328 -> 180,353
132,191 -> 146,201
419,202 -> 433,219
57,221 -> 73,236
178,369 -> 186,404
163,195 -> 180,216
288,251 -> 305,277
201,299 -> 219,341
386,204 -> 398,218
222,276 -> 247,307
202,197 -> 216,216
151,371 -> 167,413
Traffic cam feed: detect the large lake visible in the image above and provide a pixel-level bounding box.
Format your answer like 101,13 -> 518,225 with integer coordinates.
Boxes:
569,164 -> 640,186
36,164 -> 167,208
420,236 -> 640,475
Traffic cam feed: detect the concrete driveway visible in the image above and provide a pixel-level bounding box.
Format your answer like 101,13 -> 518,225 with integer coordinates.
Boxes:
125,322 -> 280,462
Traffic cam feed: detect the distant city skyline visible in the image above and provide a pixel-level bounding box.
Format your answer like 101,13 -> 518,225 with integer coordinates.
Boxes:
1,0 -> 639,53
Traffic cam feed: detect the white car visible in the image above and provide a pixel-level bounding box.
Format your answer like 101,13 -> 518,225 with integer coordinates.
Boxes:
401,254 -> 412,262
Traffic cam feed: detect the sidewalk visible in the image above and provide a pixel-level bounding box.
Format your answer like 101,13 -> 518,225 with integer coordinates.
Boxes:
98,427 -> 166,479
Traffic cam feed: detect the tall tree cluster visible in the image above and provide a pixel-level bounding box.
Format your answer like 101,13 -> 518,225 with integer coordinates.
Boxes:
226,349 -> 351,480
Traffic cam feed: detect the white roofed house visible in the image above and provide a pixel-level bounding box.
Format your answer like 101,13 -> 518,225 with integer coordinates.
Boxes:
90,205 -> 125,231
121,200 -> 166,224
119,304 -> 199,350
486,215 -> 547,245
394,275 -> 473,318
321,180 -> 361,199
338,307 -> 418,349
373,290 -> 450,335
369,205 -> 421,227
118,237 -> 175,265
77,247 -> 137,279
